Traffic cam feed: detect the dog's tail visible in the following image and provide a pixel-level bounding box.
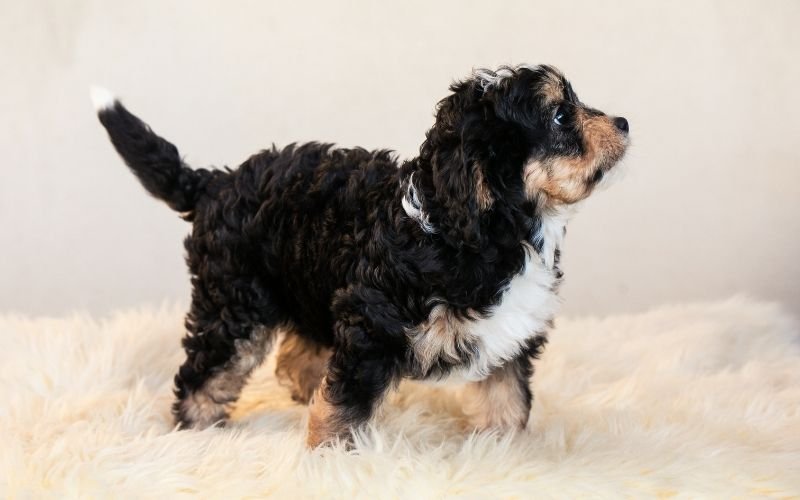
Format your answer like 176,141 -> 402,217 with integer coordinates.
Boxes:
91,86 -> 208,213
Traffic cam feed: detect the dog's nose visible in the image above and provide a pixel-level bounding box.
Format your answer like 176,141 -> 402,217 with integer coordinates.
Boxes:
613,117 -> 629,134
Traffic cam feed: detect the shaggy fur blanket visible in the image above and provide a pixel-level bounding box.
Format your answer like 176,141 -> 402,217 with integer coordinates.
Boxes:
1,297 -> 798,498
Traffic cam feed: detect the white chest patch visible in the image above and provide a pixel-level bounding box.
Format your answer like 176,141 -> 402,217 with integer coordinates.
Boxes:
463,247 -> 561,379
409,244 -> 562,383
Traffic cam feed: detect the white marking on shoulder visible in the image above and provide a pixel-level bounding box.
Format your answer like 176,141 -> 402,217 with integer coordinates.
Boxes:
401,172 -> 437,233
90,85 -> 117,111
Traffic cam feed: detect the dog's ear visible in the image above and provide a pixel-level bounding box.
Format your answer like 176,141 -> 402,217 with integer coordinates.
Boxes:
425,81 -> 494,250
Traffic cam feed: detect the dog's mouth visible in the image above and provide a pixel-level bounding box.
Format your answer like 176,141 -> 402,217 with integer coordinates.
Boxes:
589,168 -> 605,186
586,123 -> 629,188
587,143 -> 627,190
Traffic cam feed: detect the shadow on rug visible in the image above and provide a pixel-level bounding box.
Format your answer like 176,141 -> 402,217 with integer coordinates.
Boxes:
1,297 -> 798,498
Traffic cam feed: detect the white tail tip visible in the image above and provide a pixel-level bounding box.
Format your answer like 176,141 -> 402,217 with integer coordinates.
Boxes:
90,85 -> 117,111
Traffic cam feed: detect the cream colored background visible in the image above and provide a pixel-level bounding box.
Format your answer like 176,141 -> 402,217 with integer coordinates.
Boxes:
1,0 -> 798,316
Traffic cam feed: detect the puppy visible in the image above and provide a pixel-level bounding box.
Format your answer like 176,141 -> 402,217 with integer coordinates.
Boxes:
93,65 -> 628,447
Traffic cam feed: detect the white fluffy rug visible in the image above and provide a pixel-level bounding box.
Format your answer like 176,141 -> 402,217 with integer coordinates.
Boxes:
2,297 -> 799,498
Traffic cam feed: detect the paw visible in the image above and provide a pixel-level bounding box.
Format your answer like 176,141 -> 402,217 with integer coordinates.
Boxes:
467,414 -> 528,433
461,399 -> 530,434
305,383 -> 351,448
174,393 -> 230,430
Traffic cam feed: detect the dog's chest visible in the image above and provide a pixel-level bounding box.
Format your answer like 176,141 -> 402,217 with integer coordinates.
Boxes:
409,247 -> 561,383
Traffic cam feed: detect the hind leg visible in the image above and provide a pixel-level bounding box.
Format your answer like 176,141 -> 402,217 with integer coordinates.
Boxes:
275,331 -> 331,405
173,277 -> 284,429
306,285 -> 405,447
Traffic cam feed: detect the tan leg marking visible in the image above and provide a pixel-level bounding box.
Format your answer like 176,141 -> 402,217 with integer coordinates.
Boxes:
306,378 -> 349,448
179,326 -> 272,429
275,332 -> 331,404
462,362 -> 530,431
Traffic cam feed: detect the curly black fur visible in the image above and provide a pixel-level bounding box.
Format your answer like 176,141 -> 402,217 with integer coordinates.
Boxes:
94,64 -> 628,445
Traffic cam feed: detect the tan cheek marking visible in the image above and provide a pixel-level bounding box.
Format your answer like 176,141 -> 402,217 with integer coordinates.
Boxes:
462,364 -> 529,430
524,159 -> 589,204
474,166 -> 494,210
276,332 -> 331,405
409,305 -> 477,375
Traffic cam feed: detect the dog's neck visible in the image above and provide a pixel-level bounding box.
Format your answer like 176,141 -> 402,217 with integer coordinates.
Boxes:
400,165 -> 574,269
532,198 -> 575,269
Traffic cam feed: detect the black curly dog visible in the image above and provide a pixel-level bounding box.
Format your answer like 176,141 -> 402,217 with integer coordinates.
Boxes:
94,65 -> 628,447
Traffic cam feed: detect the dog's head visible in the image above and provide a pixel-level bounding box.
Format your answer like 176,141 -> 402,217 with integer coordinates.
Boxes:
410,65 -> 628,248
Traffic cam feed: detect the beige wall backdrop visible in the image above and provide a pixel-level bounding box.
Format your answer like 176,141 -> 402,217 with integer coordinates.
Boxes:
1,0 -> 798,316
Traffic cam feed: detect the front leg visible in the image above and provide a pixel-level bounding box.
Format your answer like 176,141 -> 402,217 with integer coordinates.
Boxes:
462,342 -> 542,431
307,285 -> 406,448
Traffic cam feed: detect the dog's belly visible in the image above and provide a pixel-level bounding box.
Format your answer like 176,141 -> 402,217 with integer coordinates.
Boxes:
417,370 -> 473,387
408,249 -> 560,382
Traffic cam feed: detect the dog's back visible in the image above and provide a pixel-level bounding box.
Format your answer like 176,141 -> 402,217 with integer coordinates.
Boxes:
92,89 -> 415,344
188,143 -> 408,343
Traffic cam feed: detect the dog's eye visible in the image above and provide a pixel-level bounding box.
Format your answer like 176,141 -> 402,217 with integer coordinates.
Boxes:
553,106 -> 567,126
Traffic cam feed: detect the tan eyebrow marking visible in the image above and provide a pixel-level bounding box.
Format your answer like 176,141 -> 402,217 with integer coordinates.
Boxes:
540,72 -> 566,105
